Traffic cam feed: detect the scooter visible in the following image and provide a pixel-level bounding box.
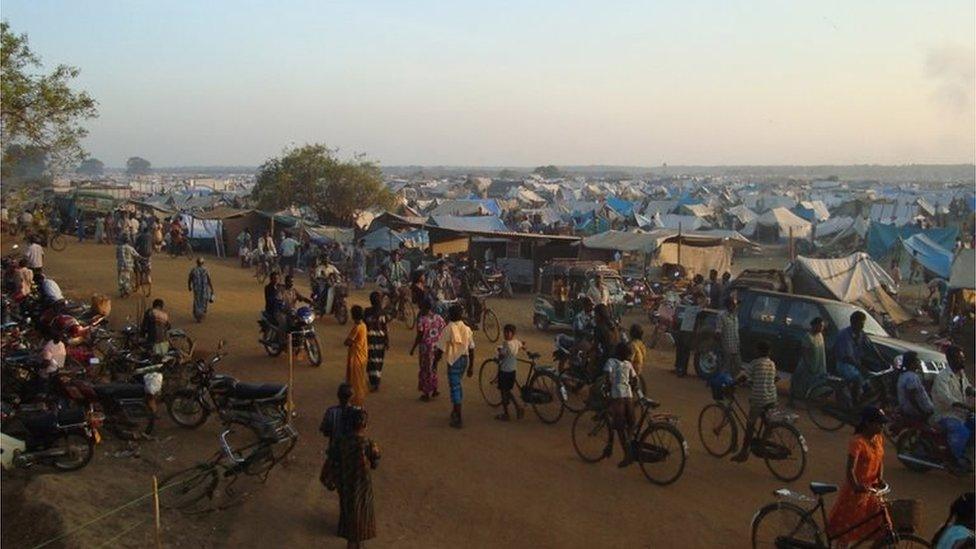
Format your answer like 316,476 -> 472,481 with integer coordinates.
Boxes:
1,402 -> 102,471
258,306 -> 322,367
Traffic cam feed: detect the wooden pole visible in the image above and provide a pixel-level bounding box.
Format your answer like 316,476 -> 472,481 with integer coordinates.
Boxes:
676,222 -> 682,270
287,334 -> 295,421
152,475 -> 161,549
789,226 -> 794,260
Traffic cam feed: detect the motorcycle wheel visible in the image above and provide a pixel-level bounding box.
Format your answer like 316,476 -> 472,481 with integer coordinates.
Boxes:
49,233 -> 67,252
52,432 -> 95,471
895,429 -> 934,473
262,328 -> 283,357
305,335 -> 322,367
166,390 -> 210,429
335,305 -> 348,325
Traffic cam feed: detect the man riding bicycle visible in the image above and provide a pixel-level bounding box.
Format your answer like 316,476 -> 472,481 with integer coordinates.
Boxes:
832,311 -> 883,406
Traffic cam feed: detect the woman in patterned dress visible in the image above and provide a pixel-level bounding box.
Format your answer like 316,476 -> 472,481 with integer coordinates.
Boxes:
363,292 -> 389,392
332,407 -> 379,548
410,298 -> 445,401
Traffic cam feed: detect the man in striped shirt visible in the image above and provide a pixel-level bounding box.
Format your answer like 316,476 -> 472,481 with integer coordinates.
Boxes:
732,339 -> 778,462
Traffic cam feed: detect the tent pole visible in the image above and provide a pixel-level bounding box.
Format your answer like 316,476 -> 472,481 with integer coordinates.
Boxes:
677,222 -> 682,268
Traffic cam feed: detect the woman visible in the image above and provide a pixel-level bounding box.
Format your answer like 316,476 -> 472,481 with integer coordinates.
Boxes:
827,406 -> 889,547
789,317 -> 827,406
333,408 -> 379,548
94,215 -> 105,244
410,298 -> 445,401
187,258 -> 214,322
363,292 -> 389,392
345,305 -> 369,407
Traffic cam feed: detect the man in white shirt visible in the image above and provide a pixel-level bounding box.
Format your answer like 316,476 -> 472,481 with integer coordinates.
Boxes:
433,304 -> 476,429
586,276 -> 610,306
279,234 -> 300,276
24,239 -> 44,274
932,346 -> 975,470
35,272 -> 64,303
40,335 -> 67,377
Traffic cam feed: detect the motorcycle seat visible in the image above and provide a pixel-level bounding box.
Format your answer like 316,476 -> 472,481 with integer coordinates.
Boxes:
809,482 -> 838,496
231,383 -> 286,401
93,383 -> 145,399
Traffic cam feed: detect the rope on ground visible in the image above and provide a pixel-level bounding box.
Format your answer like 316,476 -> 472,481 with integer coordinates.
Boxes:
28,471 -> 188,549
93,518 -> 149,549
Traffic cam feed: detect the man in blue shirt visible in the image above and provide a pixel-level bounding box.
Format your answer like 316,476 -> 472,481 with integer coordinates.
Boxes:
833,310 -> 879,405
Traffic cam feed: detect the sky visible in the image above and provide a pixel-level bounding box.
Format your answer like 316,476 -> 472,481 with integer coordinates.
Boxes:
3,0 -> 975,168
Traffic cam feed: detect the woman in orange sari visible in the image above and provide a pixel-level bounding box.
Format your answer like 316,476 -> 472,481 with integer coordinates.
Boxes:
827,406 -> 889,547
345,305 -> 369,407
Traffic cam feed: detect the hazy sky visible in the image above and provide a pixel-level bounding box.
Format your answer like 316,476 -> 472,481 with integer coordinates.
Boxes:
4,0 -> 974,167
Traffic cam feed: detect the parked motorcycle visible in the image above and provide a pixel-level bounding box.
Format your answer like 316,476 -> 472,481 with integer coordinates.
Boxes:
1,403 -> 101,471
892,412 -> 975,475
258,306 -> 322,367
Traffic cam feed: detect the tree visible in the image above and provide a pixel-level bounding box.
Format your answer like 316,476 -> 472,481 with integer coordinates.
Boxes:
251,144 -> 394,226
77,157 -> 104,176
532,165 -> 562,179
498,168 -> 521,179
1,22 -> 97,171
126,156 -> 152,175
1,144 -> 49,186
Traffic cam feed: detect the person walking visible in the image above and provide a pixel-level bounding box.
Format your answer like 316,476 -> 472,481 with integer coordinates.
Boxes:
345,305 -> 369,407
363,292 -> 390,392
24,237 -> 44,278
352,240 -> 367,290
410,298 -> 445,401
279,232 -> 300,277
187,258 -> 214,322
789,317 -> 827,406
826,407 -> 889,546
332,408 -> 379,548
116,237 -> 142,297
433,304 -> 475,428
94,215 -> 105,244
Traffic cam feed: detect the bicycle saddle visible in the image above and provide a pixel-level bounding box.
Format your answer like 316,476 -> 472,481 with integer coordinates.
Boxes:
526,351 -> 541,360
809,482 -> 838,496
643,397 -> 661,409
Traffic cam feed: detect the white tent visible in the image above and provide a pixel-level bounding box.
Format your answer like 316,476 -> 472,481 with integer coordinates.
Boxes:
742,207 -> 812,241
788,252 -> 909,323
949,249 -> 975,290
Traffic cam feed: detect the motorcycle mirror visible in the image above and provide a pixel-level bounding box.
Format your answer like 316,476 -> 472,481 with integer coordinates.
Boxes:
11,244 -> 19,250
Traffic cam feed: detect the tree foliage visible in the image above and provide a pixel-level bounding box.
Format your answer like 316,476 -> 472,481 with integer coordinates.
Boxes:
1,144 -> 49,186
1,22 -> 97,172
532,165 -> 562,179
77,157 -> 104,176
126,156 -> 152,175
251,144 -> 394,226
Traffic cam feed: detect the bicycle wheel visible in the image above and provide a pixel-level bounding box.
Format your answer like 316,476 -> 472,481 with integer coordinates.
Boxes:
697,403 -> 738,457
806,385 -> 846,432
750,501 -> 821,549
527,371 -> 564,425
159,464 -> 218,513
558,369 -> 590,414
49,234 -> 66,251
761,423 -> 808,482
571,409 -> 611,463
883,533 -> 931,548
305,335 -> 322,367
169,333 -> 194,361
404,299 -> 415,329
482,308 -> 500,342
478,359 -> 502,407
140,274 -> 152,297
637,422 -> 688,486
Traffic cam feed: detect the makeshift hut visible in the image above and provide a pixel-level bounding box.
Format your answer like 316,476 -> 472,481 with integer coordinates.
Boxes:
787,253 -> 909,324
743,207 -> 812,242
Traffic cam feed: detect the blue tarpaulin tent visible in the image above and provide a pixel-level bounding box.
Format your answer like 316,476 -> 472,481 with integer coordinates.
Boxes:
902,234 -> 953,279
428,215 -> 508,233
865,223 -> 958,260
605,196 -> 635,217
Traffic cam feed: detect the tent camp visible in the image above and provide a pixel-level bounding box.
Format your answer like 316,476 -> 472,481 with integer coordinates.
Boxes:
902,233 -> 954,279
743,207 -> 812,242
788,253 -> 910,323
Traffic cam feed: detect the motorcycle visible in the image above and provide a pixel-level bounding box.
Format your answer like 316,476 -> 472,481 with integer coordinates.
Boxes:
258,306 -> 322,367
480,265 -> 512,298
167,344 -> 289,429
311,275 -> 349,325
892,412 -> 975,475
1,402 -> 101,471
51,371 -> 159,439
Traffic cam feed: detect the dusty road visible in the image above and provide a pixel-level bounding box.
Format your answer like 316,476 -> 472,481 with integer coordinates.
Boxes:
3,240 -> 969,548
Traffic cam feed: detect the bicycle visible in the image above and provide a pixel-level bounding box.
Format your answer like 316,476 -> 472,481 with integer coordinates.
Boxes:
133,258 -> 152,297
158,421 -> 297,514
697,382 -> 808,482
806,369 -> 897,432
383,285 -> 415,329
471,294 -> 500,342
478,350 -> 566,424
750,481 -> 929,548
571,395 -> 688,486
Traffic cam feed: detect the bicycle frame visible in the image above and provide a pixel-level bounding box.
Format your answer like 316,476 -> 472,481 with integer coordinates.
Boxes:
776,490 -> 899,548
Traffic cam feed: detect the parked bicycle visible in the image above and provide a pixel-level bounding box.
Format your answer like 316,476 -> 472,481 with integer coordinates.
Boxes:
132,258 -> 152,297
697,380 -> 807,482
750,481 -> 929,548
478,349 -> 565,424
571,395 -> 688,486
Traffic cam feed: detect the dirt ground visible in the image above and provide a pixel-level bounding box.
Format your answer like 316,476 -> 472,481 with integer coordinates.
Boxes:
2,240 -> 970,548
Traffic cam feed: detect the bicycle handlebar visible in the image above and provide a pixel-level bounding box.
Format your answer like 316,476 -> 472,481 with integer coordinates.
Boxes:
219,430 -> 245,464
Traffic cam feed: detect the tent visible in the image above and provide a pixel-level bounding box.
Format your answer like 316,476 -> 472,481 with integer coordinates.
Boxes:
788,253 -> 910,323
362,226 -> 428,251
428,215 -> 508,233
652,213 -> 705,230
865,224 -> 958,261
604,196 -> 635,217
902,234 -> 953,279
727,204 -> 758,226
794,201 -> 830,222
581,229 -> 755,277
950,249 -> 976,290
305,225 -> 356,246
743,207 -> 812,242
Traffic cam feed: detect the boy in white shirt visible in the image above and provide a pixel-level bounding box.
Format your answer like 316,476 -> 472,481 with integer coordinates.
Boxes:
496,324 -> 524,421
605,341 -> 640,467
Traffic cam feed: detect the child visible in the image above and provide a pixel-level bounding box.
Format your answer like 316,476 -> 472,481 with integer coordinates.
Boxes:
496,324 -> 525,421
605,341 -> 640,468
628,324 -> 646,377
433,304 -> 475,428
732,340 -> 777,462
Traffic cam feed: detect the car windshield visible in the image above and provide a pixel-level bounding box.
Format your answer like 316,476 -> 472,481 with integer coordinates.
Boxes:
829,304 -> 889,337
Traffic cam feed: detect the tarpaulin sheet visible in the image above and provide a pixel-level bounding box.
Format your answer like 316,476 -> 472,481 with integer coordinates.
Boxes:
865,223 -> 958,259
605,196 -> 635,216
902,234 -> 953,279
950,249 -> 975,290
788,252 -> 909,323
428,215 -> 508,233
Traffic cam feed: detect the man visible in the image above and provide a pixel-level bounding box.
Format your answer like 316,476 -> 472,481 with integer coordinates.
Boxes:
313,257 -> 342,315
720,271 -> 733,305
352,240 -> 367,289
707,269 -> 722,309
135,227 -> 154,285
430,261 -> 455,305
236,228 -> 252,260
789,317 -> 827,406
275,275 -> 311,337
35,271 -> 64,304
140,299 -> 172,356
264,270 -> 281,322
932,346 -> 975,471
24,237 -> 44,277
433,304 -> 475,429
13,258 -> 34,299
257,231 -> 277,259
896,351 -> 934,422
732,340 -> 778,462
553,274 -> 570,319
587,276 -> 610,307
832,311 -> 879,405
716,295 -> 741,375
116,238 -> 142,297
279,233 -> 300,277
187,258 -> 214,322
